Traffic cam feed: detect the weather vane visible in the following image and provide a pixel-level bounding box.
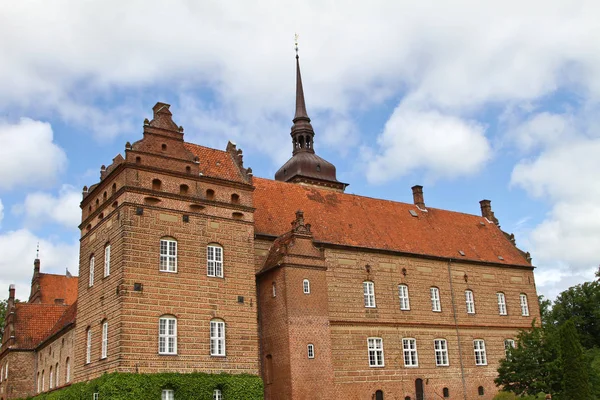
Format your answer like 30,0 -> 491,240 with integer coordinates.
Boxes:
294,33 -> 299,57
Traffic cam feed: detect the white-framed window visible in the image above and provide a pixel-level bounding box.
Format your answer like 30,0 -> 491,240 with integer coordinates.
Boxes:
398,284 -> 410,310
497,292 -> 507,315
104,244 -> 111,277
402,338 -> 418,367
210,319 -> 226,356
86,329 -> 92,364
303,279 -> 310,294
89,255 -> 95,287
473,339 -> 487,365
431,287 -> 441,312
101,321 -> 108,359
504,339 -> 516,357
307,344 -> 315,359
55,362 -> 59,387
159,316 -> 177,355
207,244 -> 223,277
49,367 -> 53,389
93,393 -> 99,400
367,337 -> 384,367
272,282 -> 276,297
162,389 -> 175,400
434,339 -> 449,366
160,239 -> 177,272
213,389 -> 222,400
65,358 -> 70,383
363,281 -> 376,308
520,294 -> 529,316
465,290 -> 475,314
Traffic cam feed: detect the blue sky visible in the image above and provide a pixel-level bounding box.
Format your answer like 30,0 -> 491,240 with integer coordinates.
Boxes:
1,0 -> 599,301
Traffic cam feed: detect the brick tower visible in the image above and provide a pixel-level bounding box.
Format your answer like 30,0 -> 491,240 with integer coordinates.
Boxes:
74,103 -> 259,381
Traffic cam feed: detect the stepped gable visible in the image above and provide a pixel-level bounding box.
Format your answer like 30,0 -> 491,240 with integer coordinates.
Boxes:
11,303 -> 70,349
253,177 -> 531,267
34,274 -> 78,305
184,143 -> 248,184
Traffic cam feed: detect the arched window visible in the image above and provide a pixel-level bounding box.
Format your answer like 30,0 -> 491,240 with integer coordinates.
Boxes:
104,243 -> 111,277
112,183 -> 116,194
180,184 -> 189,195
210,319 -> 226,356
86,328 -> 92,364
398,284 -> 410,310
206,189 -> 215,200
37,372 -> 40,393
160,238 -> 177,272
478,386 -> 485,395
207,244 -> 223,277
135,156 -> 141,163
103,191 -> 107,201
303,279 -> 310,294
41,370 -> 45,392
65,358 -> 70,383
213,389 -> 222,400
152,179 -> 162,191
89,255 -> 95,287
265,354 -> 273,384
430,287 -> 441,312
497,292 -> 507,315
367,337 -> 384,367
158,316 -> 177,355
49,366 -> 53,389
272,282 -> 276,297
375,390 -> 384,400
520,293 -> 530,316
443,388 -> 449,397
55,362 -> 59,387
504,339 -> 516,357
231,193 -> 240,204
473,339 -> 487,365
363,281 -> 376,308
162,389 -> 174,400
101,321 -> 108,359
465,290 -> 475,314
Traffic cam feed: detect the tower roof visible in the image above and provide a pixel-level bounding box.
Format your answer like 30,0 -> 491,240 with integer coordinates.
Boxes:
275,50 -> 347,191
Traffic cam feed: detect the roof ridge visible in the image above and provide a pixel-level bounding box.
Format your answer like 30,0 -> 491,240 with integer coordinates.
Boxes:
184,142 -> 229,154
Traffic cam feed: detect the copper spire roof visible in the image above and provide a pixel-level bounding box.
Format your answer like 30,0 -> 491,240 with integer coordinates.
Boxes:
275,52 -> 347,191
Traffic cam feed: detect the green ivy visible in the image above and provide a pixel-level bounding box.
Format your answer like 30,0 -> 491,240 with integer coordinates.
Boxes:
22,372 -> 263,400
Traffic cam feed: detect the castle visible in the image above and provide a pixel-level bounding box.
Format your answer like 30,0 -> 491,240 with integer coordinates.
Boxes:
0,54 -> 539,400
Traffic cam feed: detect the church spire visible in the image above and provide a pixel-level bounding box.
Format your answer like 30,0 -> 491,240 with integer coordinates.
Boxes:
291,35 -> 315,155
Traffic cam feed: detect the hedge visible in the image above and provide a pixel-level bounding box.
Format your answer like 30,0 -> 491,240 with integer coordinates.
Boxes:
23,372 -> 263,400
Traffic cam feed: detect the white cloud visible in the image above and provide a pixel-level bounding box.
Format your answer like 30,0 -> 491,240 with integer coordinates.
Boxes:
366,105 -> 491,183
507,112 -> 576,152
12,185 -> 81,229
511,122 -> 600,282
0,199 -> 3,227
0,118 -> 67,190
0,229 -> 79,301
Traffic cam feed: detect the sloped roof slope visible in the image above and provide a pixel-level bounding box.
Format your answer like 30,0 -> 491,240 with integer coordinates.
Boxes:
253,178 -> 530,267
36,274 -> 78,305
184,143 -> 247,183
12,303 -> 69,349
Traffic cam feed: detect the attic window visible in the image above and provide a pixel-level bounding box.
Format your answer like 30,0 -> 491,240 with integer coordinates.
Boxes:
316,164 -> 321,172
498,256 -> 504,260
458,250 -> 465,256
409,210 -> 418,217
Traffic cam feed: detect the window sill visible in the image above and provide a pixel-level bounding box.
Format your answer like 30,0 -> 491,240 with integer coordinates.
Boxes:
158,353 -> 179,356
404,365 -> 419,368
369,365 -> 385,368
210,354 -> 227,358
159,270 -> 178,274
432,310 -> 442,313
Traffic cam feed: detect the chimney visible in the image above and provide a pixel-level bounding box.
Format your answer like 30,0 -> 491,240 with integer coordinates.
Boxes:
479,199 -> 499,225
412,185 -> 425,209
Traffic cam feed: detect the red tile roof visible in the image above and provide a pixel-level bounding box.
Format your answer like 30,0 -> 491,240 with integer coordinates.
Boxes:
253,178 -> 530,267
12,303 -> 69,349
184,143 -> 247,183
36,274 -> 78,305
43,302 -> 77,346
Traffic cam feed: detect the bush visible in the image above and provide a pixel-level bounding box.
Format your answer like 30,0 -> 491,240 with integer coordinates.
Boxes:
493,392 -> 547,400
23,372 -> 263,400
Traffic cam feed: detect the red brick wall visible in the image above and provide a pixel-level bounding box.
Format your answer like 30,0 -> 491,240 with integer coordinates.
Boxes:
35,328 -> 75,394
0,351 -> 35,399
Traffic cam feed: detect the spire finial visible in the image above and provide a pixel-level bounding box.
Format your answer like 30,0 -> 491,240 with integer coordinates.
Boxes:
294,33 -> 299,59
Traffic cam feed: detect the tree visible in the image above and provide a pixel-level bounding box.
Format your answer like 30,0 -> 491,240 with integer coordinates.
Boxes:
550,281 -> 600,349
495,321 -> 561,396
0,298 -> 7,342
560,319 -> 592,399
